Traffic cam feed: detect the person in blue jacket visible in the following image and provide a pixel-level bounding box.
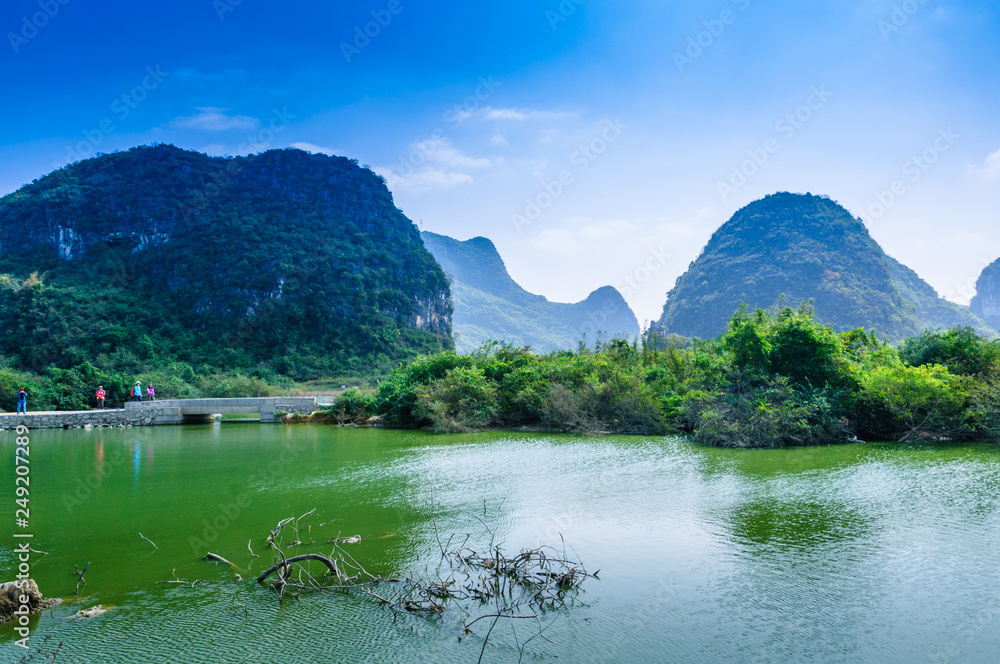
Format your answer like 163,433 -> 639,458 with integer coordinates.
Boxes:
16,387 -> 27,414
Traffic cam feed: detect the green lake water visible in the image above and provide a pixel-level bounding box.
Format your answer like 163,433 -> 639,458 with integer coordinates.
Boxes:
1,424 -> 999,663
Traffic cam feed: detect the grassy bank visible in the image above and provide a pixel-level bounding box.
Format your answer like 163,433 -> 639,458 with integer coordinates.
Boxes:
317,305 -> 1000,448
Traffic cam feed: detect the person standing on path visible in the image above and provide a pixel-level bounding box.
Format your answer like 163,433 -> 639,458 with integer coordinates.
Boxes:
132,380 -> 143,402
16,387 -> 27,415
147,382 -> 155,401
96,386 -> 106,410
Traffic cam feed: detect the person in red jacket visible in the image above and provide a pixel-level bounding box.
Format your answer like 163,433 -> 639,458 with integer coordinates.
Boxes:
96,386 -> 106,410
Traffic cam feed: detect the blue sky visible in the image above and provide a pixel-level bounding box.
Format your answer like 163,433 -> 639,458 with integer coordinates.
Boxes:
2,0 -> 998,322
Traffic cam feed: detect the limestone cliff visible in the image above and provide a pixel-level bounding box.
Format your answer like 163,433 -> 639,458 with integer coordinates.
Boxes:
971,259 -> 1000,331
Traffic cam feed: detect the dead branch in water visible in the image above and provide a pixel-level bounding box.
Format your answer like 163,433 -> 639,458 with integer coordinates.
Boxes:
139,533 -> 158,550
266,509 -> 317,549
256,554 -> 340,584
157,569 -> 210,588
70,562 -> 91,594
206,505 -> 595,660
204,552 -> 236,567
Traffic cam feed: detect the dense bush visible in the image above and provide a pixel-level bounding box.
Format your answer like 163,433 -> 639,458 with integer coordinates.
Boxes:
348,305 -> 1000,447
682,379 -> 844,449
899,328 -> 1000,377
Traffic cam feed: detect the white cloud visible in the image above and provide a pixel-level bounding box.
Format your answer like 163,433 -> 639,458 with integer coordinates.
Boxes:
970,148 -> 1000,181
530,229 -> 578,253
380,168 -> 473,193
579,219 -> 639,239
169,107 -> 258,132
289,142 -> 339,156
483,107 -> 574,122
376,138 -> 494,193
422,140 -> 492,170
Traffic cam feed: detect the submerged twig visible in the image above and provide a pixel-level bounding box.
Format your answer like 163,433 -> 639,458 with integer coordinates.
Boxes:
70,562 -> 91,594
256,554 -> 339,584
204,552 -> 236,568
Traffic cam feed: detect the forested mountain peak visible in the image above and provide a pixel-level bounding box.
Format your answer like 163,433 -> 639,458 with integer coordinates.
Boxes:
654,192 -> 986,340
0,144 -> 452,378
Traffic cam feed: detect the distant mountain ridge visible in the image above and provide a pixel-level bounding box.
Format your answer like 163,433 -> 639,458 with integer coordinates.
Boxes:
971,258 -> 1000,331
654,192 -> 987,340
421,231 -> 640,353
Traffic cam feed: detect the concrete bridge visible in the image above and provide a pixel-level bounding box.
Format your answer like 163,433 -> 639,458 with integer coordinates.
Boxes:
0,397 -> 318,430
125,397 -> 318,424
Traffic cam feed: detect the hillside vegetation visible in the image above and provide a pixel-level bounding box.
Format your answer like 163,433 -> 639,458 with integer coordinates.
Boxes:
654,193 -> 988,340
422,231 -> 639,353
0,145 -> 453,407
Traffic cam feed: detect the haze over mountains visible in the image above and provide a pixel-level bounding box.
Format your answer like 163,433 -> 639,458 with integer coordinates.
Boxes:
653,193 -> 990,341
0,146 -> 995,385
421,231 -> 640,353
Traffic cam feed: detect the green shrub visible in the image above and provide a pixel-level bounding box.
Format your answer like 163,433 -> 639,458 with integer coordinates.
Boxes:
414,366 -> 498,432
899,328 -> 1000,378
683,379 -> 845,448
858,362 -> 968,441
327,388 -> 374,425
